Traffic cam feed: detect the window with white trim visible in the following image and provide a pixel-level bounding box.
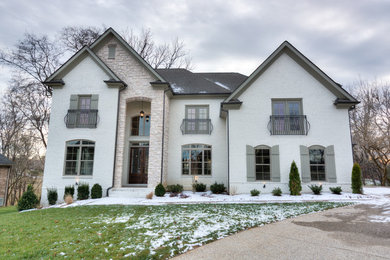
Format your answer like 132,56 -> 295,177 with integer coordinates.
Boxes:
182,144 -> 211,175
64,140 -> 95,176
309,146 -> 326,181
255,146 -> 271,180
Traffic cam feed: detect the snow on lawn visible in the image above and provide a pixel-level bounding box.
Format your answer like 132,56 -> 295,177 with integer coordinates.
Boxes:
89,203 -> 349,258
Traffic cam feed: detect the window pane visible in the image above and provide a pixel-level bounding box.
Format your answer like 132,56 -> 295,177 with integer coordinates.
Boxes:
80,161 -> 93,175
79,97 -> 91,109
182,150 -> 190,162
288,101 -> 300,115
66,146 -> 79,160
309,149 -> 324,164
273,102 -> 285,115
65,161 -> 78,175
191,162 -> 202,175
144,115 -> 151,136
81,147 -> 94,160
186,108 -> 196,119
204,150 -> 211,162
191,150 -> 202,162
131,116 -> 139,136
67,140 -> 81,145
198,108 -> 208,119
82,140 -> 95,145
182,163 -> 189,175
204,163 -> 211,175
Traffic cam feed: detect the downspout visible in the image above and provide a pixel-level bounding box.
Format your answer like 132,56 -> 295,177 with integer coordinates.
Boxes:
160,88 -> 170,184
227,110 -> 230,194
107,86 -> 125,197
348,105 -> 355,163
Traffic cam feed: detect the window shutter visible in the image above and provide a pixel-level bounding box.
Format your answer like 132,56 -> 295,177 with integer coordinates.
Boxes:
69,95 -> 79,109
246,145 -> 255,182
300,145 -> 311,183
271,145 -> 280,182
90,95 -> 99,110
325,145 -> 337,183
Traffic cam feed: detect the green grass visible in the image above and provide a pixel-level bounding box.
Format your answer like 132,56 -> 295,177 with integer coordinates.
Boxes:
0,202 -> 350,259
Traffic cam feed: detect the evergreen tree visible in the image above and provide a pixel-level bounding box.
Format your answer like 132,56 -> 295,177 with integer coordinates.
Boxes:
17,185 -> 39,211
289,161 -> 302,195
351,163 -> 363,194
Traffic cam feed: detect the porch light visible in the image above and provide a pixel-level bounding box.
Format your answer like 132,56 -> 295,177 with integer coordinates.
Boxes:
145,115 -> 150,122
140,110 -> 145,117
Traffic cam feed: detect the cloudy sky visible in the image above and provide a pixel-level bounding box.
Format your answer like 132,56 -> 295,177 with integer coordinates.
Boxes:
0,0 -> 389,94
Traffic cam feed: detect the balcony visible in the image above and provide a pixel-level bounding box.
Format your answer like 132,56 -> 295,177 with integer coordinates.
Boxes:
181,119 -> 213,135
65,109 -> 98,128
268,115 -> 310,135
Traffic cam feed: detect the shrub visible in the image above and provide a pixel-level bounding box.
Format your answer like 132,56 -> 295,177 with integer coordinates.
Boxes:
166,184 -> 184,193
250,189 -> 260,196
64,194 -> 73,204
77,183 -> 90,200
91,184 -> 102,199
289,161 -> 302,195
145,192 -> 153,199
155,183 -> 166,197
351,163 -> 363,194
64,185 -> 75,199
308,184 -> 322,195
210,182 -> 226,194
17,185 -> 39,211
169,192 -> 178,197
272,187 -> 282,196
47,188 -> 58,205
329,186 -> 342,195
193,183 -> 207,192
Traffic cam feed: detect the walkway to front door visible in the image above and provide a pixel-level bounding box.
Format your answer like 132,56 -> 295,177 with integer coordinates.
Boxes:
128,142 -> 149,184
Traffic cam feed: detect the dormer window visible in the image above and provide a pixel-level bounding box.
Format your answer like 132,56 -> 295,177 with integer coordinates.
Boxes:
108,44 -> 117,59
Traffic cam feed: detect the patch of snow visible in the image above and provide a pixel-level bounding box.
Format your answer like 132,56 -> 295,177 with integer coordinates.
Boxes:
170,83 -> 184,93
214,81 -> 230,90
199,90 -> 207,93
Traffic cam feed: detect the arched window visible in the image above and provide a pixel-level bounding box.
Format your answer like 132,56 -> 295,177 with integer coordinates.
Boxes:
255,145 -> 271,181
309,145 -> 325,181
131,115 -> 151,136
64,140 -> 95,176
182,144 -> 211,175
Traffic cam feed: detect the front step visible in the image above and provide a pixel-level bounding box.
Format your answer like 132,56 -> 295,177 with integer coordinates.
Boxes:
109,187 -> 154,198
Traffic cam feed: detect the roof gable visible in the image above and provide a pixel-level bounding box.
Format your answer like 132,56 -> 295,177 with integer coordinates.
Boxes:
0,153 -> 13,166
224,41 -> 358,105
90,28 -> 165,82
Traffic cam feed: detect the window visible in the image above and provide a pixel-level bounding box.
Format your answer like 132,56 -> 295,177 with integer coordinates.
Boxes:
131,115 -> 151,136
182,144 -> 211,175
108,44 -> 116,59
309,147 -> 325,181
182,105 -> 211,134
66,95 -> 98,128
64,140 -> 95,176
78,96 -> 91,125
270,99 -> 308,135
255,147 -> 271,180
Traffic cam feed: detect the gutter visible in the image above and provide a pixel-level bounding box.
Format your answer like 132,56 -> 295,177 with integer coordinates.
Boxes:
107,85 -> 126,197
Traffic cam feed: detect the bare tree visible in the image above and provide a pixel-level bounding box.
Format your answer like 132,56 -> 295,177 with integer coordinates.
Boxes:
60,26 -> 104,52
350,80 -> 390,185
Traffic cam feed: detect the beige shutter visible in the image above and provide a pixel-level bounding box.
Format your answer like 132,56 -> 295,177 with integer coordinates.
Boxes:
69,95 -> 79,109
271,145 -> 280,182
300,145 -> 311,183
90,95 -> 99,110
246,145 -> 255,182
325,145 -> 337,183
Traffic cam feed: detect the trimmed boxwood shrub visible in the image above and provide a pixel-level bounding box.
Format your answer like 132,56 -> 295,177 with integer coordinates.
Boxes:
167,184 -> 184,193
17,185 -> 39,211
91,184 -> 102,199
330,186 -> 342,195
77,183 -> 90,200
250,189 -> 260,196
351,163 -> 363,194
308,184 -> 322,195
210,182 -> 226,194
64,185 -> 75,199
47,188 -> 58,205
272,187 -> 282,196
289,161 -> 302,195
155,183 -> 166,197
193,183 -> 207,192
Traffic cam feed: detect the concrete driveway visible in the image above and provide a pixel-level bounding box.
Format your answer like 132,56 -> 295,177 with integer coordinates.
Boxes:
175,202 -> 390,260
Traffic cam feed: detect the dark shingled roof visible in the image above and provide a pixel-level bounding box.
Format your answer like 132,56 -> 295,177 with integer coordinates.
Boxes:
156,69 -> 247,95
0,154 -> 12,166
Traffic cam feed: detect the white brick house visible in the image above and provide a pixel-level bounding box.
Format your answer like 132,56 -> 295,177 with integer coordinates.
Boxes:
41,28 -> 358,203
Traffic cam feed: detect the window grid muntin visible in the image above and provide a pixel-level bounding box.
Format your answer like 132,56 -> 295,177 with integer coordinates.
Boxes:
185,105 -> 210,133
64,140 -> 95,176
309,148 -> 326,181
255,148 -> 271,180
182,144 -> 211,175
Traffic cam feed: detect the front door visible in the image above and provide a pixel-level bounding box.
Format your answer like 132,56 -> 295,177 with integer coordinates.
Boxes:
128,142 -> 149,184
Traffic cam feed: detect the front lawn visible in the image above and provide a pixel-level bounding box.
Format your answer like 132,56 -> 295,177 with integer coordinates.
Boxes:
0,202 -> 349,259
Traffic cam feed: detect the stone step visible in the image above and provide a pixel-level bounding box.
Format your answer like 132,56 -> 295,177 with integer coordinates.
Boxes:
108,187 -> 153,198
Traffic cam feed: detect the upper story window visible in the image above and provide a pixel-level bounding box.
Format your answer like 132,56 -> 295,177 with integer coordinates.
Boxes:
309,146 -> 326,181
64,140 -> 95,176
181,105 -> 213,134
65,95 -> 99,128
269,99 -> 309,135
108,44 -> 116,59
182,144 -> 211,175
255,146 -> 271,181
131,115 -> 151,136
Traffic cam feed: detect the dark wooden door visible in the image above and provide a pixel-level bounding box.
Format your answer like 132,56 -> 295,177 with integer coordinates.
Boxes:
128,146 -> 149,184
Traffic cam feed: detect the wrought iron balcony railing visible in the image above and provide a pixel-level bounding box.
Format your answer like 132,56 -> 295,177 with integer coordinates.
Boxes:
180,119 -> 213,135
268,115 -> 310,135
64,109 -> 99,128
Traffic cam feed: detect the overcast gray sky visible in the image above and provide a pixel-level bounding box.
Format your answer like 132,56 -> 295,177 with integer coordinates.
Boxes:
1,0 -> 389,95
